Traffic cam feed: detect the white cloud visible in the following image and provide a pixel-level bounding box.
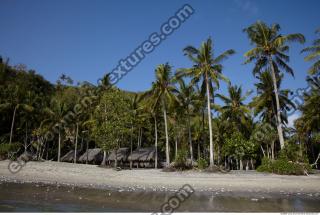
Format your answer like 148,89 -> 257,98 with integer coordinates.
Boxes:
233,0 -> 259,15
287,113 -> 300,128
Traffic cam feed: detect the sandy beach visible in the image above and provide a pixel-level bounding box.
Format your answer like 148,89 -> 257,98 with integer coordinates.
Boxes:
0,160 -> 320,195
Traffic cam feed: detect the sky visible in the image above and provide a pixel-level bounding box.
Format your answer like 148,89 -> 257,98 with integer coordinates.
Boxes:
0,0 -> 319,123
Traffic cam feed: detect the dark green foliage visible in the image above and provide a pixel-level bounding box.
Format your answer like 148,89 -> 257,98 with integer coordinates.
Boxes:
0,143 -> 20,157
197,157 -> 208,170
173,149 -> 190,170
257,157 -> 311,175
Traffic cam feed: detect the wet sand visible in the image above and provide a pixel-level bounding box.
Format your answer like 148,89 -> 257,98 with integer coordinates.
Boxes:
0,160 -> 320,196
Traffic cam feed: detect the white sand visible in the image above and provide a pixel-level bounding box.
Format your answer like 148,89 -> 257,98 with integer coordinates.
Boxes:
0,160 -> 320,194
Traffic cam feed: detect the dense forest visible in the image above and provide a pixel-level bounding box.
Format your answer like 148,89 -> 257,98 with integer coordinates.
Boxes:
0,21 -> 319,174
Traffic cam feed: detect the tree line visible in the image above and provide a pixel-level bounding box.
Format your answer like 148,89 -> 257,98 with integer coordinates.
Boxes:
0,21 -> 319,172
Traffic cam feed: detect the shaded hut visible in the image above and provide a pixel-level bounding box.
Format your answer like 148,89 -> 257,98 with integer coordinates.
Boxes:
107,147 -> 130,167
61,150 -> 82,163
128,147 -> 156,168
78,148 -> 103,165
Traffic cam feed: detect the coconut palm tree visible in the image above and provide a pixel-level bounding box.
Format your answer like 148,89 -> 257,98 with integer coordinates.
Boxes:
243,21 -> 305,149
141,87 -> 161,169
216,85 -> 251,131
177,37 -> 235,167
47,98 -> 68,162
144,64 -> 178,166
250,71 -> 295,128
301,28 -> 320,75
176,78 -> 199,163
0,85 -> 34,145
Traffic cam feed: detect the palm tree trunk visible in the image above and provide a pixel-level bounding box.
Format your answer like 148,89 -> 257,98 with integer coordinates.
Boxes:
25,122 -> 28,152
115,149 -> 118,168
58,129 -> 61,162
130,125 -> 133,154
139,128 -> 143,147
198,140 -> 201,159
154,116 -> 158,169
9,105 -> 17,145
187,112 -> 194,163
175,136 -> 178,158
269,57 -> 285,149
163,102 -> 170,166
86,141 -> 89,164
101,150 -> 106,165
74,123 -> 79,163
137,127 -> 141,148
205,72 -> 214,167
271,141 -> 275,160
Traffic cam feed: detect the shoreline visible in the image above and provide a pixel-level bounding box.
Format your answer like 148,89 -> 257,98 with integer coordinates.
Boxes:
1,160 -> 320,197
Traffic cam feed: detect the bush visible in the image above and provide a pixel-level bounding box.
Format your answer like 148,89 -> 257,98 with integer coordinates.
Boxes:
173,149 -> 190,170
257,157 -> 311,175
0,143 -> 20,158
197,157 -> 208,170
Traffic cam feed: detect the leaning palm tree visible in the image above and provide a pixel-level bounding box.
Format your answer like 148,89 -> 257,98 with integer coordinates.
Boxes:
177,37 -> 235,167
301,28 -> 320,75
243,21 -> 305,149
144,64 -> 178,166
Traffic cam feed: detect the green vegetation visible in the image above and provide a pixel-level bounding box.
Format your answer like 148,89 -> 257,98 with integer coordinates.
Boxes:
0,21 -> 319,175
257,157 -> 312,175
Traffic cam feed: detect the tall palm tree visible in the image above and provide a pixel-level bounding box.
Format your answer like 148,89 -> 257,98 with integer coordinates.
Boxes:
295,76 -> 320,165
177,37 -> 235,167
176,78 -> 199,163
145,64 -> 178,166
141,88 -> 161,169
243,21 -> 305,149
250,71 -> 295,128
0,85 -> 34,145
47,98 -> 68,162
301,28 -> 320,75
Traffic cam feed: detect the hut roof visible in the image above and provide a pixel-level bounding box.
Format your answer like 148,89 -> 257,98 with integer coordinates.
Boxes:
128,147 -> 156,161
78,148 -> 102,162
61,150 -> 77,162
107,147 -> 129,161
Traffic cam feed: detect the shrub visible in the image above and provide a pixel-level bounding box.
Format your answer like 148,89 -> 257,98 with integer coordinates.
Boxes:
0,143 -> 20,158
197,157 -> 208,170
173,149 -> 190,170
257,157 -> 311,175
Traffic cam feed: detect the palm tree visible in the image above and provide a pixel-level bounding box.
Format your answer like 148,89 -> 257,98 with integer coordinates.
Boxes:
145,63 -> 177,166
301,28 -> 320,75
141,90 -> 161,169
250,71 -> 295,128
295,76 -> 320,165
176,78 -> 199,163
177,37 -> 235,167
216,85 -> 251,132
0,85 -> 34,145
48,98 -> 68,162
243,21 -> 305,149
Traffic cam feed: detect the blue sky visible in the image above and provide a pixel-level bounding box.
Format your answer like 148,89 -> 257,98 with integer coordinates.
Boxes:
0,0 -> 319,108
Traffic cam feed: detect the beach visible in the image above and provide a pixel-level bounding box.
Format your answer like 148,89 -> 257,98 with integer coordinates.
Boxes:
0,160 -> 320,195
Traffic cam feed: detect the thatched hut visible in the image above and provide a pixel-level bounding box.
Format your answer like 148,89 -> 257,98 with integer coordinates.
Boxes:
61,150 -> 82,163
107,147 -> 130,167
128,147 -> 156,168
78,148 -> 103,164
